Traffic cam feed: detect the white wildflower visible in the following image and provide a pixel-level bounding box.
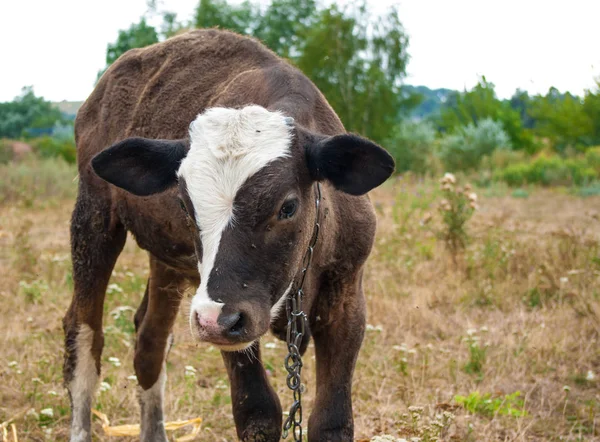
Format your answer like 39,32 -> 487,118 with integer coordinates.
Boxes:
8,361 -> 18,367
40,408 -> 54,418
32,377 -> 42,384
99,381 -> 111,392
47,390 -> 58,396
26,409 -> 39,420
366,324 -> 383,332
108,357 -> 121,367
107,283 -> 123,294
586,370 -> 596,381
127,375 -> 138,381
369,435 -> 397,442
264,342 -> 277,349
215,379 -> 228,389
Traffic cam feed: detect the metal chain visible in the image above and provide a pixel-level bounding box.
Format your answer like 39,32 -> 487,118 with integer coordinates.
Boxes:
282,182 -> 321,441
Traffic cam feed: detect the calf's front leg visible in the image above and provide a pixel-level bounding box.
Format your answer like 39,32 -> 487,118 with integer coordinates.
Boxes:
308,278 -> 366,442
222,342 -> 282,442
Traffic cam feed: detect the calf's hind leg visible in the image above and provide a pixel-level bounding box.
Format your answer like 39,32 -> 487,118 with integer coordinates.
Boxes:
134,256 -> 185,442
63,191 -> 126,442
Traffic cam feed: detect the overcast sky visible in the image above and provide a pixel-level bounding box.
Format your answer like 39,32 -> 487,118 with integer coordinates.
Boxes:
1,0 -> 599,102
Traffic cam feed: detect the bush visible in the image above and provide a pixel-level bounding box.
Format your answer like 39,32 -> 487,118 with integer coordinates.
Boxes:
386,120 -> 436,175
0,139 -> 12,164
31,136 -> 76,164
439,118 -> 511,171
494,154 -> 598,187
585,146 -> 600,173
0,156 -> 78,205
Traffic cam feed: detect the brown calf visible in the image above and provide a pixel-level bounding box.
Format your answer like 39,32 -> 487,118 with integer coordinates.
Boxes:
63,29 -> 394,441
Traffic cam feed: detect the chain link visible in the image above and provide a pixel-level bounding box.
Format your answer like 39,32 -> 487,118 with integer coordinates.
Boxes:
282,182 -> 321,441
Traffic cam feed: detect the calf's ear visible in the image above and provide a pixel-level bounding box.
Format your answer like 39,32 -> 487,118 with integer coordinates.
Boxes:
91,137 -> 189,196
306,134 -> 395,195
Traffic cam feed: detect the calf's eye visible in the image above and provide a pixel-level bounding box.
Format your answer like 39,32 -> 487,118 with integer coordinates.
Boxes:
279,199 -> 298,220
179,198 -> 188,214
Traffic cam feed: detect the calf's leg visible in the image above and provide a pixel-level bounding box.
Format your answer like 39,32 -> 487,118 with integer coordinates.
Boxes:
134,256 -> 184,442
63,191 -> 126,442
308,276 -> 366,442
222,342 -> 282,442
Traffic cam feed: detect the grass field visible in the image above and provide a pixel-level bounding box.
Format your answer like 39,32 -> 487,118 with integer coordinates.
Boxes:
1,158 -> 599,441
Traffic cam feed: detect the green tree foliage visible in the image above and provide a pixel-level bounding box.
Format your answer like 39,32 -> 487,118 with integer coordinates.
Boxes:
528,88 -> 592,153
439,118 -> 511,171
98,17 -> 159,79
439,77 -> 534,152
0,87 -> 65,139
526,84 -> 600,153
194,0 -> 258,35
296,5 -> 410,142
509,89 -> 535,129
254,0 -> 317,58
385,120 -> 436,174
582,81 -> 600,144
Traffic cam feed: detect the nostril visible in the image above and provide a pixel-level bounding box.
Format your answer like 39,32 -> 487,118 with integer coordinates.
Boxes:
229,313 -> 245,336
220,312 -> 245,337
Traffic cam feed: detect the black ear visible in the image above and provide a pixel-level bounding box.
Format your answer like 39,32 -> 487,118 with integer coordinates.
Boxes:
306,134 -> 395,195
91,137 -> 189,196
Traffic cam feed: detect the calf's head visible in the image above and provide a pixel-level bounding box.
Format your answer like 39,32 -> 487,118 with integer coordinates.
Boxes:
92,105 -> 394,351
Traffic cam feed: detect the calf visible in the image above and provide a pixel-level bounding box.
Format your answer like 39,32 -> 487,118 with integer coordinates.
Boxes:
63,29 -> 394,442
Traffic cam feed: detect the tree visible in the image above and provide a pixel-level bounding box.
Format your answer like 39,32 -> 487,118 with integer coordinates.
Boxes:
296,4 -> 410,143
438,77 -> 534,152
582,81 -> 600,146
0,87 -> 65,139
509,89 -> 535,129
194,0 -> 258,35
529,88 -> 593,153
254,0 -> 318,58
98,17 -> 159,79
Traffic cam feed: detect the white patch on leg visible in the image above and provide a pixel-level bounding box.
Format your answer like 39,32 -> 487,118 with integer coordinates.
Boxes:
270,282 -> 293,323
177,106 -> 293,330
139,334 -> 172,442
68,324 -> 98,442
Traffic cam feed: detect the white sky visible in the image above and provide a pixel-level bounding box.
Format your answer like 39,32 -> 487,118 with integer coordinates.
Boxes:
1,0 -> 599,102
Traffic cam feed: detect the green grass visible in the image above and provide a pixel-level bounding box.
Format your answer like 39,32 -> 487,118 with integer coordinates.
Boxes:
454,391 -> 527,418
0,156 -> 78,206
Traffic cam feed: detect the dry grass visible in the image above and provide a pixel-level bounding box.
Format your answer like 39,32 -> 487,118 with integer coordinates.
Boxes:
1,167 -> 599,441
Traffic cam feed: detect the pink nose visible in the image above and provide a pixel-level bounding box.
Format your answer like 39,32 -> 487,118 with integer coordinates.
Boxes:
197,310 -> 220,329
194,310 -> 246,342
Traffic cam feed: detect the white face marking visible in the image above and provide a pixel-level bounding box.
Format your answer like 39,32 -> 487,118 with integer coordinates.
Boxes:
177,106 -> 293,331
270,282 -> 293,323
69,324 -> 97,442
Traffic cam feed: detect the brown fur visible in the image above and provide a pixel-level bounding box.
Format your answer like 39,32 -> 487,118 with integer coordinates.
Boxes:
64,29 -> 382,441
